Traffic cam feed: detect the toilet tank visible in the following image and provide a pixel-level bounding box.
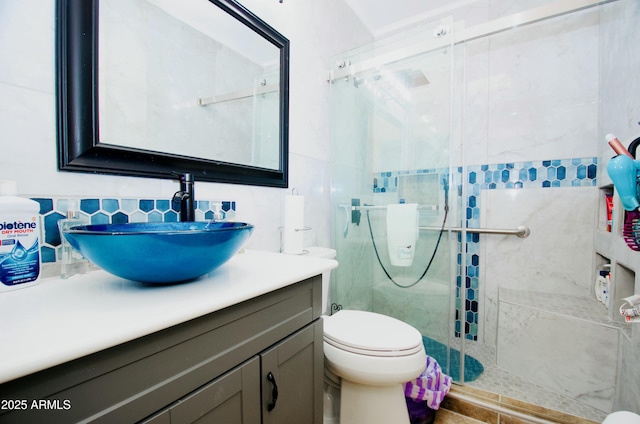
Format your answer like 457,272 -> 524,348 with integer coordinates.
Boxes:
304,247 -> 336,314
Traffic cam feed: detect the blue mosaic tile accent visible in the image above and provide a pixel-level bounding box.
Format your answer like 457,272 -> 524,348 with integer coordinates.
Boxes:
373,157 -> 598,341
31,197 -> 236,264
464,157 -> 597,229
373,168 -> 444,192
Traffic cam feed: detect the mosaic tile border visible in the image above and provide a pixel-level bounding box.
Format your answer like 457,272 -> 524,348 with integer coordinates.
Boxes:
31,197 -> 236,264
374,157 -> 597,194
373,168 -> 445,193
373,157 -> 598,341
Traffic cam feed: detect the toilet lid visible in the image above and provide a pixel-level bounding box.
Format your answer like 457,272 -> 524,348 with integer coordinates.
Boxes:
324,310 -> 423,357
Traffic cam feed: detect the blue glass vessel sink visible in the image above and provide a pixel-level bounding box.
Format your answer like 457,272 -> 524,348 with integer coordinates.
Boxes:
63,222 -> 253,283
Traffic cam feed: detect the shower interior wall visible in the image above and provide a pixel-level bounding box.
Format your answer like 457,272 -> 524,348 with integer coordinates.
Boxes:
597,0 -> 640,414
331,0 -> 640,418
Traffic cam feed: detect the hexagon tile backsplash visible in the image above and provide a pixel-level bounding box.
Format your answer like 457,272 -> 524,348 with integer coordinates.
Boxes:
32,197 -> 236,264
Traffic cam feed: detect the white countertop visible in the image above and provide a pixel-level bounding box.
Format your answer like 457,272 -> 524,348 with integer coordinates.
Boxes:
0,249 -> 337,384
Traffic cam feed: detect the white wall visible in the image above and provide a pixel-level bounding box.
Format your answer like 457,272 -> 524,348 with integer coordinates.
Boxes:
0,0 -> 372,252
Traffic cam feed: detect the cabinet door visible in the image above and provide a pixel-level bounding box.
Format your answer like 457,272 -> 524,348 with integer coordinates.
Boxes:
260,320 -> 323,424
169,356 -> 261,424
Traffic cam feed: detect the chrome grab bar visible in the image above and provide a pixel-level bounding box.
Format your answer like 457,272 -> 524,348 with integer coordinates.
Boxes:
337,202 -> 530,238
420,225 -> 530,238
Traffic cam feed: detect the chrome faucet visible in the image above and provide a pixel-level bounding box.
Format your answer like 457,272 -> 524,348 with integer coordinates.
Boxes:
173,173 -> 195,222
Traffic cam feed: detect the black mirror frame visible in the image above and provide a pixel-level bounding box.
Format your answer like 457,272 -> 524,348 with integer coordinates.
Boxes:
56,0 -> 289,187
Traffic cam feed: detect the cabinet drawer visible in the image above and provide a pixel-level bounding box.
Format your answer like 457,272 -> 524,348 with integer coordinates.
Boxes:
0,276 -> 321,424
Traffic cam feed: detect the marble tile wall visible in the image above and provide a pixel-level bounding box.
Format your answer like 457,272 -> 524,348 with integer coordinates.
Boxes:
496,289 -> 627,414
498,299 -> 618,413
370,157 -> 597,341
460,6 -> 599,168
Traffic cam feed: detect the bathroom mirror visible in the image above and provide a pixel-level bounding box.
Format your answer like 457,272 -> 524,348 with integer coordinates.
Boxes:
56,0 -> 290,187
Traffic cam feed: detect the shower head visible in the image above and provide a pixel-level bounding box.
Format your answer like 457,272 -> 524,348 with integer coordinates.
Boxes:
361,68 -> 430,105
393,68 -> 430,89
369,68 -> 430,90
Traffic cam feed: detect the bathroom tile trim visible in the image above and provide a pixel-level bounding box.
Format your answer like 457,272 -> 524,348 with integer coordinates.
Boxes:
373,157 -> 598,194
31,197 -> 236,264
372,157 -> 598,340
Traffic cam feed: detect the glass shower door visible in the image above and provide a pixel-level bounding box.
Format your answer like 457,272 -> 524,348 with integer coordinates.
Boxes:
329,24 -> 467,383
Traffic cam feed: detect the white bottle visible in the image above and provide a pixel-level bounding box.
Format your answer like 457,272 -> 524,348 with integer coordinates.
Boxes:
57,199 -> 89,278
0,180 -> 41,291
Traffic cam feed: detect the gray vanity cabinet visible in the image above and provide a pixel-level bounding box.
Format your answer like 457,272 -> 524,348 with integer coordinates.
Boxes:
0,276 -> 323,424
144,321 -> 323,424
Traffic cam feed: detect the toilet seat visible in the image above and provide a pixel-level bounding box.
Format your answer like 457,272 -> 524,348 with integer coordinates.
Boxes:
323,310 -> 423,357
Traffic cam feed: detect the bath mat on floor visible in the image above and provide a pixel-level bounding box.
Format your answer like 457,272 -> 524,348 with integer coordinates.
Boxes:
422,336 -> 484,383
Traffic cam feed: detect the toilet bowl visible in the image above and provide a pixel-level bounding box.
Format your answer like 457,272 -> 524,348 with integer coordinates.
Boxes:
303,247 -> 426,424
603,411 -> 640,423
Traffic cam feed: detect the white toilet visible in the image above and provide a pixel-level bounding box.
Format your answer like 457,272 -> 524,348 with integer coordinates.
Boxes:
304,247 -> 427,424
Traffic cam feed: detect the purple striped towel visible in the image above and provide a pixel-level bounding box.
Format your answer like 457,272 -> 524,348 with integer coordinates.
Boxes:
403,355 -> 452,410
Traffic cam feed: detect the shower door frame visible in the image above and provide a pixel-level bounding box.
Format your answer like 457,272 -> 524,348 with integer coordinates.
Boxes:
329,0 -> 616,384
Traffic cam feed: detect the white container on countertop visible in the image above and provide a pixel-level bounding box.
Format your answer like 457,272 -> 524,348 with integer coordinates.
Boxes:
0,180 -> 41,291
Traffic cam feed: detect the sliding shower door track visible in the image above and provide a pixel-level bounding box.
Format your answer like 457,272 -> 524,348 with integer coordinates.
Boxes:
327,0 -> 617,82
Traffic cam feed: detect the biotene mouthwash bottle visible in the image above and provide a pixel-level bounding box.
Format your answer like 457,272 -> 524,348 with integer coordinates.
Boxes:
0,180 -> 41,291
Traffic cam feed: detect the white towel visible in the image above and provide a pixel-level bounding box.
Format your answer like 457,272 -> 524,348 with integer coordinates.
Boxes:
387,203 -> 419,267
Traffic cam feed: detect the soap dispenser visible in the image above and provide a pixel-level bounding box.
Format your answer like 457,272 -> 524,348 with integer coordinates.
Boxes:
57,200 -> 89,278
